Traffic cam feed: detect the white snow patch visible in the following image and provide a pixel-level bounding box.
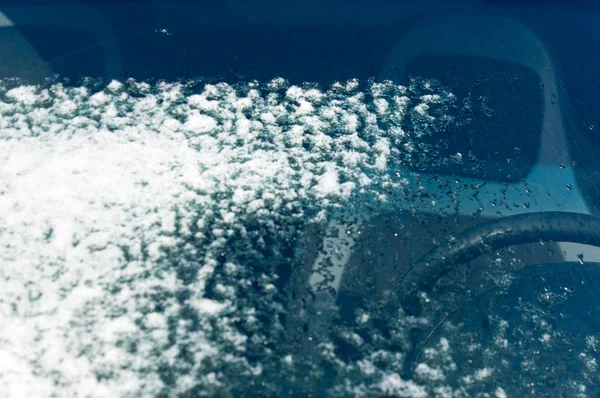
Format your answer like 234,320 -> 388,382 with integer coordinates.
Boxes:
379,373 -> 427,398
495,387 -> 507,398
0,76 -> 457,397
194,299 -> 229,315
185,111 -> 218,133
6,85 -> 38,105
415,363 -> 445,381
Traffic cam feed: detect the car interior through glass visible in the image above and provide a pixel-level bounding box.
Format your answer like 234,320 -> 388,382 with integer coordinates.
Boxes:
1,1 -> 600,397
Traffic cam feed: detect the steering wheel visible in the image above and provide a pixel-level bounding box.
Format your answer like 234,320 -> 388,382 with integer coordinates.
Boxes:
399,211 -> 600,316
396,211 -> 600,381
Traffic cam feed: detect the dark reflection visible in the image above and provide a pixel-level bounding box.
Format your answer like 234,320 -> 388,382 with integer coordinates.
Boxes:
339,211 -> 560,303
404,55 -> 543,182
114,25 -> 396,85
11,26 -> 105,81
418,261 -> 600,396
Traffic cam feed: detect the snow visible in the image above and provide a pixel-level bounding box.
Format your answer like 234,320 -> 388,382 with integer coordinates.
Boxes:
184,111 -> 218,133
415,363 -> 445,381
5,85 -> 38,105
193,299 -> 228,315
474,367 -> 494,381
378,373 -> 427,398
0,76 -> 460,397
107,80 -> 123,92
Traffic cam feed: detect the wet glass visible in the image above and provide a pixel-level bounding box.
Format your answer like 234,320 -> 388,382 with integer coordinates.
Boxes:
1,1 -> 599,397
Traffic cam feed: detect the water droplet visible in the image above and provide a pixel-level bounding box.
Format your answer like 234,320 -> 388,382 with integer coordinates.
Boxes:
577,253 -> 584,264
566,184 -> 573,190
28,289 -> 42,302
482,107 -> 494,117
590,125 -> 595,131
155,28 -> 173,36
559,164 -> 566,169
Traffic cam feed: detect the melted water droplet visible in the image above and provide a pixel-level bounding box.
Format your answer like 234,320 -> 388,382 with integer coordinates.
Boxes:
589,125 -> 595,131
28,289 -> 42,302
482,107 -> 494,117
577,253 -> 584,264
566,184 -> 573,190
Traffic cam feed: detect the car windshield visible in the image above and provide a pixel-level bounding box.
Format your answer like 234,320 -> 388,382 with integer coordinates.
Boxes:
2,1 -> 600,397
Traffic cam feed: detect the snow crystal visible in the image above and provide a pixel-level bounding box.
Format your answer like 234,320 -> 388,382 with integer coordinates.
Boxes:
5,85 -> 38,105
193,299 -> 228,315
475,368 -> 494,381
379,373 -> 427,398
495,387 -> 508,398
107,80 -> 123,92
415,363 -> 445,381
439,337 -> 450,352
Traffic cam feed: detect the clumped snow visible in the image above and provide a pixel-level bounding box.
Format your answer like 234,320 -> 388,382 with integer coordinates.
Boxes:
0,76 -> 462,397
